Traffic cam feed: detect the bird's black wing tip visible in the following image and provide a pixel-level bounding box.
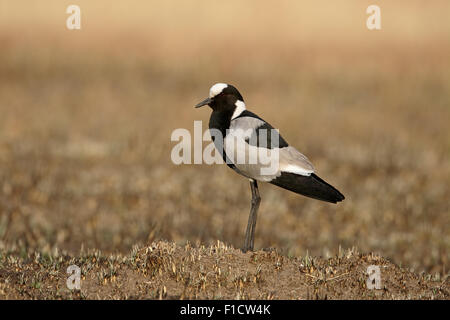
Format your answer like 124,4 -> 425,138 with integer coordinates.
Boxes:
336,193 -> 345,202
270,172 -> 345,204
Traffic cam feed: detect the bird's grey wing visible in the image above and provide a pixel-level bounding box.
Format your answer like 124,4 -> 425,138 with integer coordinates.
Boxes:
277,146 -> 315,176
224,115 -> 315,182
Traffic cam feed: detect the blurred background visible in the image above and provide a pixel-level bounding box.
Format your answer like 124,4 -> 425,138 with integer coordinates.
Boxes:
0,0 -> 448,275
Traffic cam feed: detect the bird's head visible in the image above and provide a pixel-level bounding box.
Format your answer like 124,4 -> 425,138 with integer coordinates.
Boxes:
195,83 -> 245,114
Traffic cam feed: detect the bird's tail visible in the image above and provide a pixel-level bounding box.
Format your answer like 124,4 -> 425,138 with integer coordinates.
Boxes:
270,172 -> 345,203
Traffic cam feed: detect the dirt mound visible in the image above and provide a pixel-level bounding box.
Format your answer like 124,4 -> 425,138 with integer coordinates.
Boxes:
0,241 -> 447,299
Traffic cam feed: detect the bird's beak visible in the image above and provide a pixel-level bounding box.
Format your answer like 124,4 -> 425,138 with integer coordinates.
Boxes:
195,97 -> 212,108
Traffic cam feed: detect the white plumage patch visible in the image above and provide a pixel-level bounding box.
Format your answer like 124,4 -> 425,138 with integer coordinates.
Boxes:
209,83 -> 228,98
281,163 -> 314,176
231,100 -> 246,120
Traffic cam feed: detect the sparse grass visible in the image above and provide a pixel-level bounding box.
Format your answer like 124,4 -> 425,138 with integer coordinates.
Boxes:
0,241 -> 448,299
0,1 -> 449,299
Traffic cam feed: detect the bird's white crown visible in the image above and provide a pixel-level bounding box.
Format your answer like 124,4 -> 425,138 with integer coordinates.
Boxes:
209,83 -> 228,98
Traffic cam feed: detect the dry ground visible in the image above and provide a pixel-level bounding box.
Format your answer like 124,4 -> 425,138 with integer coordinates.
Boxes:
0,1 -> 449,299
0,241 -> 448,299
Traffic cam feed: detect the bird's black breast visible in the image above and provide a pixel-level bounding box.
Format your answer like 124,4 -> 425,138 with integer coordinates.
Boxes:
208,110 -> 238,169
208,110 -> 232,139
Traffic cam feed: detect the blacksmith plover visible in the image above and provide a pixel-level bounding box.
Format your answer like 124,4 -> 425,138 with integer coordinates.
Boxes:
195,83 -> 344,252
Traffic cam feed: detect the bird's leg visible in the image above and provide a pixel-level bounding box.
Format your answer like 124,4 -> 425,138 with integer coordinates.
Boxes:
243,179 -> 261,252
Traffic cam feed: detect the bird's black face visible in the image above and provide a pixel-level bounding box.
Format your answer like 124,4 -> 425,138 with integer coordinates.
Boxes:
195,84 -> 244,113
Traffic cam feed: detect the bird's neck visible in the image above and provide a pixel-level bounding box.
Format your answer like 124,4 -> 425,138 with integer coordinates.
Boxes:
209,109 -> 234,137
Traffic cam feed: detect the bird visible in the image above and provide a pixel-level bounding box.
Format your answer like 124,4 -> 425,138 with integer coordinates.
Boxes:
195,83 -> 344,252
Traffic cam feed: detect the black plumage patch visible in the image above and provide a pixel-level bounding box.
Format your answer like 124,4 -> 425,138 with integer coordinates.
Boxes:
234,110 -> 263,121
235,110 -> 289,149
209,109 -> 235,169
249,122 -> 289,149
270,172 -> 345,203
